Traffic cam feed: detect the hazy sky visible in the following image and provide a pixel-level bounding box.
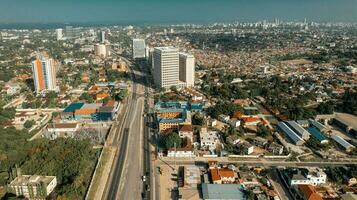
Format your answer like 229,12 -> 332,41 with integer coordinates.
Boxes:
1,0 -> 356,24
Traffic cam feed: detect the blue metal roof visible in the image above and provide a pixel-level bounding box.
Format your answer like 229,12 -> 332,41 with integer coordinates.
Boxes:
159,118 -> 184,123
63,103 -> 84,113
307,127 -> 328,142
287,121 -> 309,137
278,122 -> 304,144
309,119 -> 326,131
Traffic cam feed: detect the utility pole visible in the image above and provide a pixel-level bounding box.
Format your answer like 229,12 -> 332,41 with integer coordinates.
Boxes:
174,142 -> 177,173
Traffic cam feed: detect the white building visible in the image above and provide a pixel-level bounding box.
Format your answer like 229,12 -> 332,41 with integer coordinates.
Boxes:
290,168 -> 327,186
153,47 -> 179,88
32,56 -> 58,95
179,53 -> 195,87
306,169 -> 327,186
167,148 -> 195,158
8,175 -> 57,199
5,83 -> 21,95
46,123 -> 79,140
132,39 -> 146,59
56,28 -> 63,41
100,31 -> 106,43
94,44 -> 110,58
200,127 -> 219,150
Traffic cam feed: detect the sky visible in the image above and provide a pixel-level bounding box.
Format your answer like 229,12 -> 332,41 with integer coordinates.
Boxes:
0,0 -> 356,24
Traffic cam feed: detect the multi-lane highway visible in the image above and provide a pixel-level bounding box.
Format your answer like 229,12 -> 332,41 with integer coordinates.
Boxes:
103,56 -> 153,200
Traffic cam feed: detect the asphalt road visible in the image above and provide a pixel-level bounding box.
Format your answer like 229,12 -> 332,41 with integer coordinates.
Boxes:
103,55 -> 149,200
158,159 -> 357,167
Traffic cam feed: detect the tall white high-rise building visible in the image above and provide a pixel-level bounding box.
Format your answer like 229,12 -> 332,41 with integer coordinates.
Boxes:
100,31 -> 106,43
132,39 -> 146,59
56,28 -> 63,41
153,47 -> 179,88
179,53 -> 195,87
32,56 -> 57,94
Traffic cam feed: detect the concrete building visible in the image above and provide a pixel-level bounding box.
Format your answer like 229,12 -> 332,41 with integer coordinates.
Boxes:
8,175 -> 57,199
100,30 -> 106,43
289,168 -> 327,186
32,56 -> 57,95
201,184 -> 245,200
46,123 -> 79,139
153,47 -> 179,88
179,53 -> 195,87
94,44 -> 110,58
56,28 -> 63,41
132,39 -> 146,59
200,128 -> 219,150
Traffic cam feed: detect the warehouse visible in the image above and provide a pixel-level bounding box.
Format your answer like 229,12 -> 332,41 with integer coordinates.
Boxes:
287,121 -> 310,140
331,135 -> 355,152
278,122 -> 304,145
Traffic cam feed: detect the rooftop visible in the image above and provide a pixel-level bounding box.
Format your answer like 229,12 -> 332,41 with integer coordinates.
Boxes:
201,183 -> 245,200
47,123 -> 78,129
9,175 -> 56,186
334,112 -> 357,131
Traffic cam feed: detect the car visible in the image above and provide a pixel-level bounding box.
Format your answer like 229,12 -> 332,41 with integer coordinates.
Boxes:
142,175 -> 146,182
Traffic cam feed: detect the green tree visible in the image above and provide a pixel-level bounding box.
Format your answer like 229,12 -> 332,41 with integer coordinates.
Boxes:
79,92 -> 94,103
158,132 -> 181,150
23,120 -> 35,129
192,113 -> 206,126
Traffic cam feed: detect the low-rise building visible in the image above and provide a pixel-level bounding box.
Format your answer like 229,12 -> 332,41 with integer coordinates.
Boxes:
8,175 -> 57,199
331,135 -> 355,152
210,168 -> 236,184
218,114 -> 230,123
179,125 -> 194,142
267,142 -> 284,155
278,122 -> 304,145
200,128 -> 219,150
201,183 -> 245,200
46,123 -> 79,139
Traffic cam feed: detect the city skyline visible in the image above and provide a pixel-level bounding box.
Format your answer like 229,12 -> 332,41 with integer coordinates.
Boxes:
0,0 -> 357,25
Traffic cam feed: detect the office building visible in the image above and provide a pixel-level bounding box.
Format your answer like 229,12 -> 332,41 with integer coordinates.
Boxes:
65,26 -> 80,39
132,39 -> 146,59
179,53 -> 195,87
56,28 -> 63,41
153,47 -> 179,88
65,26 -> 74,38
100,31 -> 106,43
8,175 -> 57,199
32,56 -> 57,95
95,44 -> 110,58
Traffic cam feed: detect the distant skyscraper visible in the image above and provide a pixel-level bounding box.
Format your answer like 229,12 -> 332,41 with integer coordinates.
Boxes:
56,28 -> 63,41
132,39 -> 146,59
65,26 -> 74,39
100,31 -> 106,43
153,47 -> 179,88
65,26 -> 80,39
179,53 -> 195,87
32,56 -> 57,94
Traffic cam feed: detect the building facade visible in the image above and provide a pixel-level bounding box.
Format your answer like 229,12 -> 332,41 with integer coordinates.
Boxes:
56,28 -> 63,41
153,47 -> 179,88
8,175 -> 57,199
179,53 -> 195,87
132,39 -> 146,59
32,56 -> 57,95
